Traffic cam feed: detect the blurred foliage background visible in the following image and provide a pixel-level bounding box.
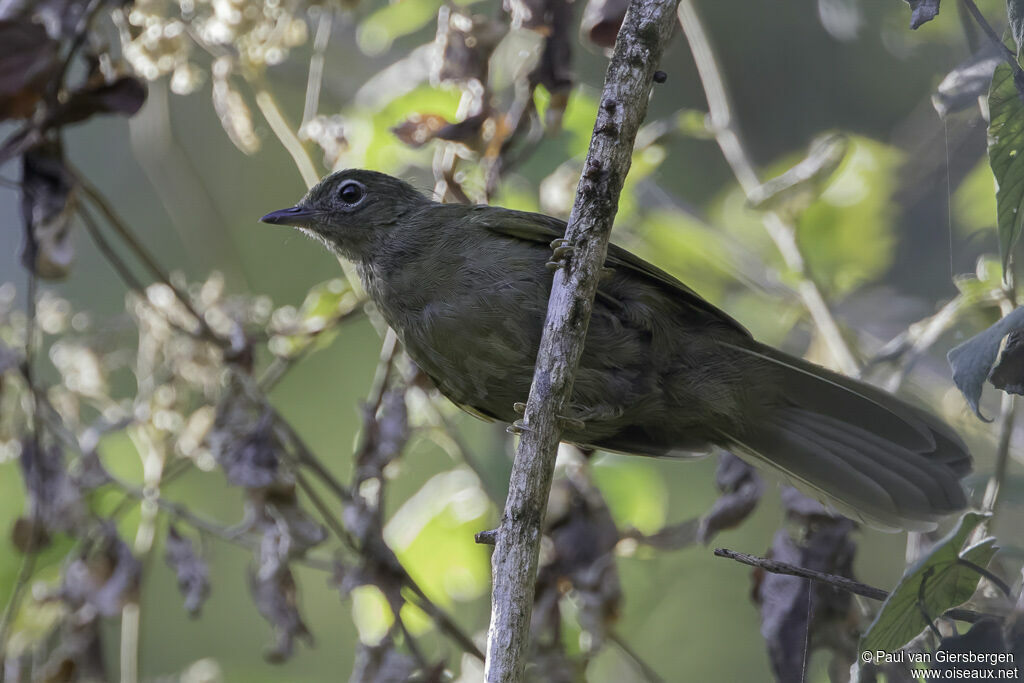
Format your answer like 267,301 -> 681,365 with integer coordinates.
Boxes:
1,0 -> 1022,680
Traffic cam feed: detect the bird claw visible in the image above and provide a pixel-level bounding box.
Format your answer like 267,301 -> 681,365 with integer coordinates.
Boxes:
506,419 -> 528,435
558,415 -> 586,432
546,240 -> 575,271
513,402 -> 527,414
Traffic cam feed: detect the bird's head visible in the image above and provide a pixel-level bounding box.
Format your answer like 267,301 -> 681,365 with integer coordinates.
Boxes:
260,169 -> 429,260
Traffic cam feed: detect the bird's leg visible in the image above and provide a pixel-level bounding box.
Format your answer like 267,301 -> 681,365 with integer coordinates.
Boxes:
546,238 -> 575,271
510,401 -> 585,433
572,404 -> 625,422
506,419 -> 529,435
557,415 -> 587,432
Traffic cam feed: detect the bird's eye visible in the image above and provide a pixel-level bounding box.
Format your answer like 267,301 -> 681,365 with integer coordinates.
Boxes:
338,181 -> 365,205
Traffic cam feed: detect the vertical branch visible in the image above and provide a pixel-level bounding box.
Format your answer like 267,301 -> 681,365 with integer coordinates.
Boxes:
302,9 -> 334,127
253,86 -> 320,189
981,393 -> 1016,516
676,0 -> 859,375
483,1 -> 681,680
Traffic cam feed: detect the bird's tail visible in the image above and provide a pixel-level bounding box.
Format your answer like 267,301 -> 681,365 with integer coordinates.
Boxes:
721,342 -> 972,531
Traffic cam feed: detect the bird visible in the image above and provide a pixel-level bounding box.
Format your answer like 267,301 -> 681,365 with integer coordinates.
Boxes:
260,168 -> 972,532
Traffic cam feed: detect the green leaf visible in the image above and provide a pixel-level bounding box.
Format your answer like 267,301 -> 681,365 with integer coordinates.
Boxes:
987,52 -> 1024,274
350,584 -> 394,645
952,255 -> 1003,303
953,160 -> 998,234
860,512 -> 997,654
384,469 -> 492,609
357,0 -> 445,56
591,457 -> 668,534
947,306 -> 1024,420
1009,0 -> 1024,56
269,278 -> 359,357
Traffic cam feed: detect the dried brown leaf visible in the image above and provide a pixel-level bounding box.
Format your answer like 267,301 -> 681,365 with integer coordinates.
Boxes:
0,20 -> 58,120
20,139 -> 75,279
165,526 -> 210,617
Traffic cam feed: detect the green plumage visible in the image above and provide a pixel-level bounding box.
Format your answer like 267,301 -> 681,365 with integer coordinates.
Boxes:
261,169 -> 972,531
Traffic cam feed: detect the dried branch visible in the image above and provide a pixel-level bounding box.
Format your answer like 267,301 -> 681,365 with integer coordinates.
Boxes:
252,85 -> 320,189
677,0 -> 859,375
302,9 -> 334,128
714,547 -> 990,623
981,393 -> 1016,517
0,270 -> 42,649
484,1 -> 681,680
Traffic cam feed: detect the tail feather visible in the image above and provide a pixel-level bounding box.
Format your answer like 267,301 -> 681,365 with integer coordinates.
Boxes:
723,343 -> 972,532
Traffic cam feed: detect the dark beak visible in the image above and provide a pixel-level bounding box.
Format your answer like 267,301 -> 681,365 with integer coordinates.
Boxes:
260,206 -> 318,227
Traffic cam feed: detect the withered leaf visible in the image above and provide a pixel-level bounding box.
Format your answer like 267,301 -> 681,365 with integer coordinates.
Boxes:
21,139 -> 75,279
527,0 -> 572,129
505,0 -> 553,31
697,452 -> 763,544
164,526 -> 211,617
434,111 -> 490,145
936,618 -> 1009,679
50,76 -> 147,127
903,0 -> 940,29
350,640 -> 417,683
539,468 -> 621,649
391,113 -> 451,148
0,339 -> 20,376
989,329 -> 1024,396
579,0 -> 628,50
248,486 -> 327,579
249,566 -> 312,663
62,530 -> 141,617
0,20 -> 58,120
434,6 -> 505,84
18,438 -> 85,540
355,389 -> 409,485
932,45 -> 1001,119
210,393 -> 287,489
755,487 -> 858,681
211,58 -> 259,155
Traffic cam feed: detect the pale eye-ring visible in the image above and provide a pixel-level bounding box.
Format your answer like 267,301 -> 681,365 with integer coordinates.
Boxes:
339,181 -> 365,205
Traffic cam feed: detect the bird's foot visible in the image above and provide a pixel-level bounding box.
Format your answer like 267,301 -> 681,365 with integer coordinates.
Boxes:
557,415 -> 587,432
513,401 -> 527,415
506,419 -> 529,435
546,238 -> 575,271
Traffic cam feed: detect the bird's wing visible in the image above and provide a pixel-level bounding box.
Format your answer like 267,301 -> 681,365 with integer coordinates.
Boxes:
473,206 -> 751,337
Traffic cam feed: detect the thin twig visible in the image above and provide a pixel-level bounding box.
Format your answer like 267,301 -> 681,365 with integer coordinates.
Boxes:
981,393 -> 1016,518
77,203 -> 147,292
47,0 -> 105,103
73,168 -> 229,348
677,0 -> 859,376
302,9 -> 334,127
485,1 -> 682,680
253,86 -> 320,189
713,548 -> 989,623
257,305 -> 366,392
609,631 -> 665,683
867,294 -> 973,390
959,0 -> 1024,94
716,547 -> 888,600
0,268 -> 42,649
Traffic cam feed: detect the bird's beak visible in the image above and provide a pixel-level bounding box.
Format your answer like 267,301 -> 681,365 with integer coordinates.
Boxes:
260,206 -> 318,227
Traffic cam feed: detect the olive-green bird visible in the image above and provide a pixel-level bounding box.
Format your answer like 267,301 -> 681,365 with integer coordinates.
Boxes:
261,169 -> 972,532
